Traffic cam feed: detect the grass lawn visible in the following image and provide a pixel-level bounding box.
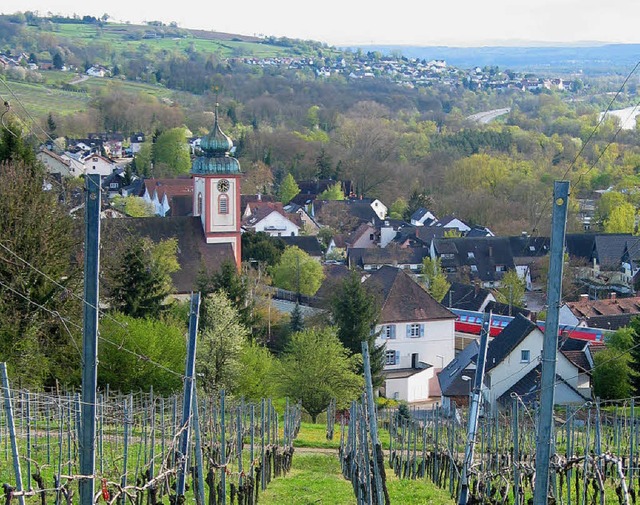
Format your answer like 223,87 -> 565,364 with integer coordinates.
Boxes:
268,422 -> 456,504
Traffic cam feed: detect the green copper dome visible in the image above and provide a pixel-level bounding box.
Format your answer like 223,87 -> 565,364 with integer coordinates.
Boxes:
192,104 -> 241,175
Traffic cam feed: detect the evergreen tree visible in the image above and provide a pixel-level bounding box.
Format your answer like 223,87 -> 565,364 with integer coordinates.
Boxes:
197,261 -> 252,328
108,237 -> 178,319
52,52 -> 64,70
46,113 -> 57,135
290,302 -> 304,333
331,271 -> 385,387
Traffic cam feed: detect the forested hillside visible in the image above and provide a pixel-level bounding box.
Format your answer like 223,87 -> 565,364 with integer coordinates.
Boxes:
1,12 -> 639,234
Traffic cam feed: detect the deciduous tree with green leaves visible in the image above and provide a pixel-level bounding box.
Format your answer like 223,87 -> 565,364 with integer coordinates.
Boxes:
277,327 -> 363,423
278,173 -> 300,204
421,257 -> 450,303
594,326 -> 633,400
494,269 -> 526,310
153,127 -> 191,176
98,313 -> 186,394
112,196 -> 156,217
603,201 -> 636,234
318,183 -> 344,200
270,246 -> 325,296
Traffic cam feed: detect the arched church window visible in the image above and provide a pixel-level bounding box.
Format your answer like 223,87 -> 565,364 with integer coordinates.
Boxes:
197,192 -> 203,215
219,194 -> 229,214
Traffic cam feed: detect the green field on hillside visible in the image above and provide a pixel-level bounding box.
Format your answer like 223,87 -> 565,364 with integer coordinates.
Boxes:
27,22 -> 298,59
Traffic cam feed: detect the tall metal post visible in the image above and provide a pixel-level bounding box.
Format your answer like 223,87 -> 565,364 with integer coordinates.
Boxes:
192,391 -> 205,505
176,292 -> 201,496
458,312 -> 491,505
1,363 -> 25,505
79,173 -> 101,505
533,180 -> 570,505
361,342 -> 388,505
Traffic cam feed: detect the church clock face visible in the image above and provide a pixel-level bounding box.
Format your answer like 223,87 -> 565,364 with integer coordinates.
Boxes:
217,179 -> 230,192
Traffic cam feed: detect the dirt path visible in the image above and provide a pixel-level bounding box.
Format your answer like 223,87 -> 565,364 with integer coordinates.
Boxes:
69,74 -> 89,85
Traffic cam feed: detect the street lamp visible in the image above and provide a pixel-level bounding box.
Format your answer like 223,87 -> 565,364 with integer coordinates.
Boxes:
461,375 -> 472,405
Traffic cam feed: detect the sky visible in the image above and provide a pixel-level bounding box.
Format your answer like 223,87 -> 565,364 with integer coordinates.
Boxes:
2,0 -> 640,47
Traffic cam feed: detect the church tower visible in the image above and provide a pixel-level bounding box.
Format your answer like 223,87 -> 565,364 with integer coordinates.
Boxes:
192,106 -> 242,268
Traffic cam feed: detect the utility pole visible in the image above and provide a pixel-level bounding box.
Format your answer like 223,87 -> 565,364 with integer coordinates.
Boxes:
533,181 -> 570,505
79,174 -> 101,505
458,311 -> 491,505
176,292 -> 201,497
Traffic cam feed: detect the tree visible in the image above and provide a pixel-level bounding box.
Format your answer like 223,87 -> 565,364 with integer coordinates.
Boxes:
112,196 -> 155,217
278,327 -> 363,423
107,237 -> 179,319
133,142 -> 153,176
235,343 -> 277,400
389,198 -> 407,219
290,302 -> 304,333
318,183 -> 344,200
241,231 -> 285,266
603,202 -> 636,234
46,113 -> 57,134
52,52 -> 64,70
270,246 -> 325,296
421,257 -> 450,303
0,158 -> 79,388
153,127 -> 191,176
278,173 -> 300,204
331,271 -> 385,386
197,261 -> 252,327
98,313 -> 186,394
494,270 -> 526,311
197,291 -> 249,395
404,190 -> 434,220
594,326 -> 633,400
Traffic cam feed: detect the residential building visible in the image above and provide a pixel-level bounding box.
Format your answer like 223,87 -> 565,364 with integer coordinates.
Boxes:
365,266 -> 457,402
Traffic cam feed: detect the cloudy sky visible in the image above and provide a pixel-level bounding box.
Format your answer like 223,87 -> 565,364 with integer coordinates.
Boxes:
2,0 -> 640,46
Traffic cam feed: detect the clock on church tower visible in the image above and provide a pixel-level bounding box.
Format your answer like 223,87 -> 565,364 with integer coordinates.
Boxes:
192,105 -> 242,268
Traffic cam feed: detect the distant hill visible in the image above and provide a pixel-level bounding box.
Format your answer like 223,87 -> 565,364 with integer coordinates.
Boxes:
344,44 -> 640,74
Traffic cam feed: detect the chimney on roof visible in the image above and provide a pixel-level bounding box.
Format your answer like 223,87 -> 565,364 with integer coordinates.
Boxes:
257,193 -> 262,201
610,292 -> 616,301
580,294 -> 589,300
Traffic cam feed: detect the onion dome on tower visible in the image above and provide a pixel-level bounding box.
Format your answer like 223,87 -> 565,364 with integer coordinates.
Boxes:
191,104 -> 241,175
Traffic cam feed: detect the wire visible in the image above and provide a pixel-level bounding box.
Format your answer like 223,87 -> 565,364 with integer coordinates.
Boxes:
0,279 -> 184,381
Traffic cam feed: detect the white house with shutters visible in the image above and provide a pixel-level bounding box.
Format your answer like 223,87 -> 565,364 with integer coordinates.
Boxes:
364,266 -> 457,402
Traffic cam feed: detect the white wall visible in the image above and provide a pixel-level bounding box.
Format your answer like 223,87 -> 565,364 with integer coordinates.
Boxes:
377,318 -> 455,370
254,211 -> 299,237
385,368 -> 433,402
487,327 -> 586,406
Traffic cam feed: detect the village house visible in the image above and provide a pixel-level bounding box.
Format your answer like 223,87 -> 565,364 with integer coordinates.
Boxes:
440,315 -> 593,412
142,178 -> 194,217
365,266 -> 456,402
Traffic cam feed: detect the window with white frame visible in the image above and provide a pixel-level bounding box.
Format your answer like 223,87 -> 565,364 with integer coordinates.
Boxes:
520,349 -> 530,363
385,350 -> 396,365
409,323 -> 421,337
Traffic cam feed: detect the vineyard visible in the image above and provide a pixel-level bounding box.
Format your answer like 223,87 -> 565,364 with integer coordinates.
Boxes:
0,374 -> 301,505
372,398 -> 640,505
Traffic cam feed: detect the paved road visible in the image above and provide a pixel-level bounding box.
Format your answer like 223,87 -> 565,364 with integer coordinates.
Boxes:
466,107 -> 511,124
